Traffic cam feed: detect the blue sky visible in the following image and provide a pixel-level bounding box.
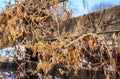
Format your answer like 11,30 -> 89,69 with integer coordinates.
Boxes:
0,0 -> 14,11
0,0 -> 120,16
67,0 -> 120,16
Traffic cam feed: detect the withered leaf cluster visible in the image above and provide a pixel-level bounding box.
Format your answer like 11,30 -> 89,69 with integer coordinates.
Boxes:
0,0 -> 120,78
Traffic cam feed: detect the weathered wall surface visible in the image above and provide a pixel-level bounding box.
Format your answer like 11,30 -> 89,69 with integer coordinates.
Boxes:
0,61 -> 120,79
0,61 -> 119,79
60,5 -> 120,35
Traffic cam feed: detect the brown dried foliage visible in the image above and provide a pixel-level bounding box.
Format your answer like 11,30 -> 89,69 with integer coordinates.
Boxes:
0,0 -> 120,78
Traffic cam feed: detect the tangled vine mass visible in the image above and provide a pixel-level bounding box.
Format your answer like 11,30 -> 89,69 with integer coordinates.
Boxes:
0,0 -> 120,79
